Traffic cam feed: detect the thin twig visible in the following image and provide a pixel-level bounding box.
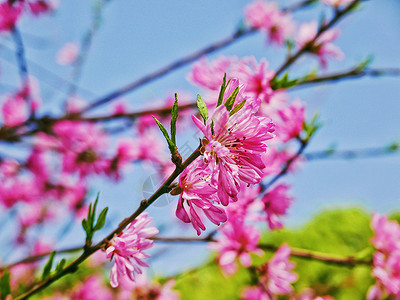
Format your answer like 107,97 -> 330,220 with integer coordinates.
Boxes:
67,0 -> 111,97
80,0 -> 316,114
296,67 -> 400,88
1,246 -> 82,270
273,0 -> 361,78
151,236 -> 372,267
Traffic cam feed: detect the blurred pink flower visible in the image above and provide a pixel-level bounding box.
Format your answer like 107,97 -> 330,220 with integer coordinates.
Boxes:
233,57 -> 275,103
296,21 -> 344,68
0,2 -> 22,32
244,243 -> 298,299
53,121 -> 109,177
1,93 -> 29,127
245,0 -> 295,45
210,217 -> 263,275
276,99 -> 305,142
106,213 -> 158,288
72,276 -> 113,300
368,213 -> 400,299
56,42 -> 80,65
189,56 -> 236,90
262,183 -> 294,230
118,271 -> 180,300
370,213 -> 400,253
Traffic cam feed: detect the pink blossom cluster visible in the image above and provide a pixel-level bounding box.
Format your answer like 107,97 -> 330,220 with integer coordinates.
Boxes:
0,0 -> 54,32
189,56 -> 275,103
174,79 -> 277,235
296,21 -> 344,68
368,213 -> 400,299
241,243 -> 298,299
106,213 -> 159,288
245,0 -> 296,45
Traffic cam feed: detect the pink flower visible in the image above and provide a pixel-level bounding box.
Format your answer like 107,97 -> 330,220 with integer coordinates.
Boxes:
321,0 -> 355,7
65,95 -> 86,114
368,213 -> 400,299
56,42 -> 80,65
210,217 -> 263,275
296,21 -> 344,68
276,99 -> 305,142
53,121 -> 109,177
0,2 -> 21,32
241,286 -> 270,300
193,79 -> 275,205
242,244 -> 298,299
27,0 -> 53,15
370,213 -> 400,253
175,158 -> 226,235
117,271 -> 180,300
105,138 -> 137,180
188,56 -> 236,91
106,213 -> 159,288
1,93 -> 29,127
233,57 -> 275,103
245,0 -> 295,45
262,184 -> 294,230
72,276 -> 113,300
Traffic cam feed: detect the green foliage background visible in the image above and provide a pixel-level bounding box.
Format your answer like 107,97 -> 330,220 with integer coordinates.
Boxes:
31,208 -> 400,299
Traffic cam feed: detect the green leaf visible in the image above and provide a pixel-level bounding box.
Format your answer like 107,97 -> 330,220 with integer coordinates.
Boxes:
55,258 -> 66,274
0,270 -> 11,300
81,219 -> 89,235
171,93 -> 179,145
42,251 -> 56,280
90,194 -> 99,228
271,72 -> 298,90
229,100 -> 246,117
210,121 -> 215,136
224,86 -> 240,111
94,207 -> 109,231
217,74 -> 227,107
355,55 -> 374,71
196,94 -> 208,125
153,116 -> 176,153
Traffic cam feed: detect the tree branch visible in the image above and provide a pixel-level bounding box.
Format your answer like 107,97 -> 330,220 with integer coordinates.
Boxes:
79,0 -> 315,114
273,0 -> 362,79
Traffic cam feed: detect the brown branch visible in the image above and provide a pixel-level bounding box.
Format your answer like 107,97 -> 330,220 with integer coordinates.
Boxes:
150,236 -> 372,267
273,0 -> 362,79
0,246 -> 82,270
296,67 -> 400,88
79,0 -> 315,114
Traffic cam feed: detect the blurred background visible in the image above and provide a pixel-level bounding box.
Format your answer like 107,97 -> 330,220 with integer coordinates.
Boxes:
0,0 -> 399,290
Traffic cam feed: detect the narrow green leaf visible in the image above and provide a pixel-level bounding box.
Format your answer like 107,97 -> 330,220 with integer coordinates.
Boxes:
196,94 -> 208,125
224,86 -> 240,111
170,93 -> 179,145
94,207 -> 109,231
153,116 -> 175,153
355,55 -> 374,71
217,73 -> 227,107
0,270 -> 11,300
229,100 -> 246,117
42,251 -> 56,280
90,194 -> 99,228
55,258 -> 66,274
210,120 -> 215,136
81,219 -> 89,235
